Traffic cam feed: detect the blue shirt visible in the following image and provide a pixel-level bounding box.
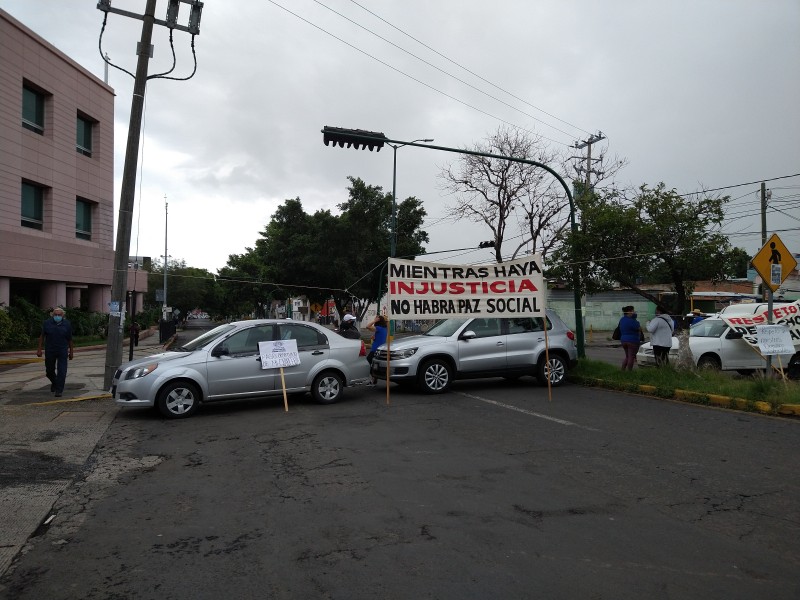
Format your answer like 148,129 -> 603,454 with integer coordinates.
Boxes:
370,325 -> 388,352
41,317 -> 73,352
618,315 -> 641,343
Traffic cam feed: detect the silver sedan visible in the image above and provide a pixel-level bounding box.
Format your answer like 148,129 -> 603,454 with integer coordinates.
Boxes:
111,319 -> 371,418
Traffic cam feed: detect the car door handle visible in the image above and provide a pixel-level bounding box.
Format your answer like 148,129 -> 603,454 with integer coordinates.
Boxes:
496,341 -> 504,346
311,350 -> 324,355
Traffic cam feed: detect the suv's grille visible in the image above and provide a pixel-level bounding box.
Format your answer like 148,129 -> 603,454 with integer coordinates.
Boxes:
375,349 -> 389,360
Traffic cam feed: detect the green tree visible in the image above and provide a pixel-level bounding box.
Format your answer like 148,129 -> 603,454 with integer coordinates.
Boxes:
146,259 -> 221,319
223,177 -> 428,319
551,183 -> 748,314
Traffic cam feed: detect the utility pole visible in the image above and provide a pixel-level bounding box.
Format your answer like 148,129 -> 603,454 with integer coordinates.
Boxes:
100,0 -> 204,388
572,132 -> 606,192
102,0 -> 157,388
163,195 -> 169,320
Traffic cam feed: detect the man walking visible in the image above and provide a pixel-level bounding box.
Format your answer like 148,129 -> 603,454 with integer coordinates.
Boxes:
36,307 -> 74,397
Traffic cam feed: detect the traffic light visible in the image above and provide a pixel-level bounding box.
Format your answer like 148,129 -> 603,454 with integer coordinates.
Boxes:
322,126 -> 387,152
478,240 -> 495,249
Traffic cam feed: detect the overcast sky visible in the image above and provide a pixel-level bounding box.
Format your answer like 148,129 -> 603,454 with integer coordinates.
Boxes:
5,0 -> 799,273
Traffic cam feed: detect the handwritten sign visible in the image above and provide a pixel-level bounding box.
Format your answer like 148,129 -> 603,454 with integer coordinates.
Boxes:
258,339 -> 300,369
755,325 -> 795,356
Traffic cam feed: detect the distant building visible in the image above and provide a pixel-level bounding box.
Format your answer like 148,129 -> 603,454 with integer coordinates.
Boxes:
0,9 -> 145,312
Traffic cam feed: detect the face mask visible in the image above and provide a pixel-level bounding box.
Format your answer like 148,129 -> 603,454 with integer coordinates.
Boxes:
632,313 -> 638,319
53,315 -> 63,323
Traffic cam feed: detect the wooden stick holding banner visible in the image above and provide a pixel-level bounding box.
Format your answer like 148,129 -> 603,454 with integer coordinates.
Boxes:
386,319 -> 391,406
258,339 -> 301,412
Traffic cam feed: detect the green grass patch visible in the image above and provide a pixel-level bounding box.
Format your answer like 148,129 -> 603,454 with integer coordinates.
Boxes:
571,359 -> 800,407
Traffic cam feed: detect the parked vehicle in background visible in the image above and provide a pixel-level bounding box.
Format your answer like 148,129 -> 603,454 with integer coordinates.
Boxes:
370,311 -> 578,393
637,304 -> 800,377
111,319 -> 370,418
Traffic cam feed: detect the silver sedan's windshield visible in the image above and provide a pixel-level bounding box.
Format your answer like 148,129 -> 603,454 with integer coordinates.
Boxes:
425,319 -> 469,337
179,323 -> 238,351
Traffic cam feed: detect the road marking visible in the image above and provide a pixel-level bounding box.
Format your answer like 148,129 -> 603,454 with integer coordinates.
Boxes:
456,392 -> 600,431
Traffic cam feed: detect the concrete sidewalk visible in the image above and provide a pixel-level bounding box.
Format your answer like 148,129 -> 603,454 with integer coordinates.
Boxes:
0,329 -> 171,579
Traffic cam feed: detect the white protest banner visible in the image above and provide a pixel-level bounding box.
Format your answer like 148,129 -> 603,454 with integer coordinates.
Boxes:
387,256 -> 546,320
755,325 -> 795,356
258,339 -> 300,369
721,301 -> 800,348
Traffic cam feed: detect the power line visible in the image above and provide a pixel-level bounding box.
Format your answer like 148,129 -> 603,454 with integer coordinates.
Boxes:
266,0 -> 572,146
347,0 -> 591,138
678,172 -> 800,196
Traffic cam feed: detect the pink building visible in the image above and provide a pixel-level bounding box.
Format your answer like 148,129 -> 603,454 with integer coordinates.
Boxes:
0,8 -> 145,313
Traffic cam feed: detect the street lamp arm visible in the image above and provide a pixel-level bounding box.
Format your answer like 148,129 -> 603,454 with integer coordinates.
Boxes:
320,128 -> 585,357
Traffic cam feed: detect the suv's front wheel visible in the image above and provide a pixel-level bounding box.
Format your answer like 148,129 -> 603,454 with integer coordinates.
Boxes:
418,359 -> 452,394
537,354 -> 567,387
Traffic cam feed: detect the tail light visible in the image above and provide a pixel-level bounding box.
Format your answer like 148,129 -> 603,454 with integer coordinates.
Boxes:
566,330 -> 576,341
359,341 -> 367,357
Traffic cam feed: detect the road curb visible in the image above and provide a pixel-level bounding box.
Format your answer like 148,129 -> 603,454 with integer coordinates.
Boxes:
571,376 -> 799,419
28,393 -> 112,406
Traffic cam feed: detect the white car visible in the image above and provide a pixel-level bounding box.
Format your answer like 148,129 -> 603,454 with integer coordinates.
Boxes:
637,312 -> 800,377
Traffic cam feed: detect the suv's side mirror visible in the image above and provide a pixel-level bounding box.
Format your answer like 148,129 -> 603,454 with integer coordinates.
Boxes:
726,330 -> 743,339
211,344 -> 230,357
461,330 -> 477,340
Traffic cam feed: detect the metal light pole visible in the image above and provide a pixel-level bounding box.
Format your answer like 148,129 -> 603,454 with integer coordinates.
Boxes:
389,138 -> 433,258
320,128 -> 586,357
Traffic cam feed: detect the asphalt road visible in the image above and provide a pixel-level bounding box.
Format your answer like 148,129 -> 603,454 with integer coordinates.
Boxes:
1,372 -> 798,599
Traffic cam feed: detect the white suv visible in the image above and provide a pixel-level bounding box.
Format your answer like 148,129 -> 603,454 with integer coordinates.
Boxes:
637,303 -> 800,377
370,311 -> 578,393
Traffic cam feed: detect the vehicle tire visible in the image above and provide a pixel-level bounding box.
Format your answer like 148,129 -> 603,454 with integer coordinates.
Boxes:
537,354 -> 568,387
788,355 -> 800,380
417,359 -> 452,394
697,355 -> 721,371
156,380 -> 200,419
311,371 -> 344,404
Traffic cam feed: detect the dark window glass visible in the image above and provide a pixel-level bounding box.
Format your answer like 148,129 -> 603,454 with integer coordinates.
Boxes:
21,183 -> 44,229
22,86 -> 44,134
76,198 -> 92,240
277,324 -> 326,349
76,116 -> 93,156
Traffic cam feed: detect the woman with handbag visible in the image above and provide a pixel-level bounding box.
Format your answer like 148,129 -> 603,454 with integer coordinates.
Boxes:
617,305 -> 643,371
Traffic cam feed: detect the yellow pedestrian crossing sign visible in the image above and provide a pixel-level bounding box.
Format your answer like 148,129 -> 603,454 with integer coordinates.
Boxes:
751,233 -> 797,292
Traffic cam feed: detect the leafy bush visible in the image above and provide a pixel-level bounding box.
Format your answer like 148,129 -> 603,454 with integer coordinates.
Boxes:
0,307 -> 30,351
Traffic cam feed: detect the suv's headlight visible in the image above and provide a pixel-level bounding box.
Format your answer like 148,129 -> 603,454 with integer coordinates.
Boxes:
126,363 -> 158,379
391,348 -> 418,359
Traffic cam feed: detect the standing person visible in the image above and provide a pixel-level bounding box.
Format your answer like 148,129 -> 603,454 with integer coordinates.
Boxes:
617,305 -> 642,371
647,306 -> 675,367
36,307 -> 74,397
130,321 -> 141,347
338,314 -> 361,340
365,314 -> 388,364
690,309 -> 706,325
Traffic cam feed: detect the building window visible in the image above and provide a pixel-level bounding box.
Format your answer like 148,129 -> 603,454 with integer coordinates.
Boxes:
76,114 -> 94,157
76,198 -> 93,240
21,182 -> 44,229
22,85 -> 45,134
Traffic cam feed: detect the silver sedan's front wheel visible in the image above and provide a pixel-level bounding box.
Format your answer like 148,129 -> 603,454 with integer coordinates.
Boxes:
418,359 -> 452,394
156,381 -> 200,418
